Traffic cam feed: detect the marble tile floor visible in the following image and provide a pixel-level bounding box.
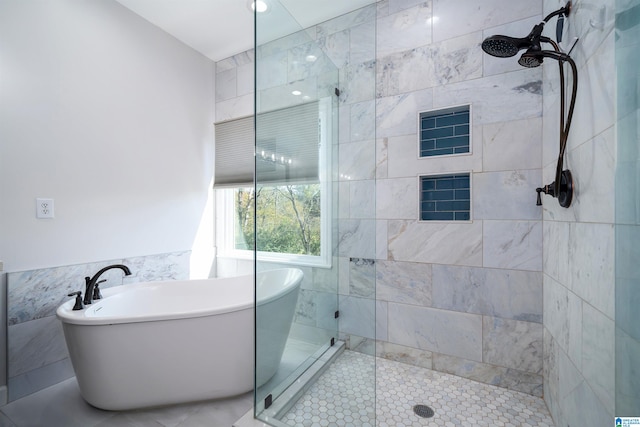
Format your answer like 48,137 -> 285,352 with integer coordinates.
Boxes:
281,350 -> 555,427
0,377 -> 253,427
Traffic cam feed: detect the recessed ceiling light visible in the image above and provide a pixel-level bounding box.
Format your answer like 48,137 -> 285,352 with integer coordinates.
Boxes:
249,0 -> 269,13
291,90 -> 302,96
305,54 -> 318,62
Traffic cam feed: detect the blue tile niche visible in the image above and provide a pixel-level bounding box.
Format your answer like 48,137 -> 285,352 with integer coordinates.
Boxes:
420,174 -> 471,221
420,105 -> 470,157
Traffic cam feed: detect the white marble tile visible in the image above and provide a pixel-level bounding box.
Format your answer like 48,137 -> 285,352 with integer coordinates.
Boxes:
215,67 -> 237,102
375,177 -> 418,219
338,181 -> 350,218
338,140 -> 376,181
377,32 -> 483,97
473,170 -> 543,220
8,259 -> 122,325
388,303 -> 483,361
386,128 -> 483,179
349,20 -> 376,64
338,102 -> 351,143
543,274 -> 583,370
8,316 -> 68,377
567,222 -> 615,318
318,29 -> 350,69
542,219 -> 571,286
339,60 -> 376,105
581,303 -> 615,414
337,219 -> 376,259
564,32 -> 615,149
376,341 -> 433,369
122,251 -> 190,284
375,260 -> 432,306
432,265 -> 543,322
376,220 -> 388,260
8,358 -> 74,403
483,317 -> 543,374
255,50 -> 288,92
433,68 -> 542,126
376,138 -> 388,179
217,50 -> 254,73
376,88 -> 433,138
338,295 -> 376,339
388,220 -> 483,266
432,0 -> 542,43
349,180 -> 375,219
563,0 -> 615,70
482,117 -> 542,172
376,2 -> 433,57
376,300 -> 389,341
237,62 -> 254,97
258,78 -> 319,112
216,93 -> 253,122
566,127 -> 616,224
350,100 -> 376,142
616,327 -> 640,414
349,258 -> 375,297
483,220 -> 542,271
432,353 -> 543,397
316,4 -> 377,39
557,348 -> 613,426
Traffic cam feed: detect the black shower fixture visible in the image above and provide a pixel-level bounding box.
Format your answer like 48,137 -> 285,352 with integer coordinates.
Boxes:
482,2 -> 578,208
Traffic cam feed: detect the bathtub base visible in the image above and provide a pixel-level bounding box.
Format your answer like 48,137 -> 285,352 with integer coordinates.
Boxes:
63,310 -> 254,411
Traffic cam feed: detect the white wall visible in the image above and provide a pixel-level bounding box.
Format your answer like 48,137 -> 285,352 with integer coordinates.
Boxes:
0,0 -> 215,273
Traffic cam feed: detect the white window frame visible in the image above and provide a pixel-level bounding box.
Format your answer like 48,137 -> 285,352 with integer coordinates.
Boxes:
215,97 -> 333,269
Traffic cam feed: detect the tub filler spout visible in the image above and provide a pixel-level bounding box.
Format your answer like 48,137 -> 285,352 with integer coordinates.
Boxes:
84,264 -> 131,305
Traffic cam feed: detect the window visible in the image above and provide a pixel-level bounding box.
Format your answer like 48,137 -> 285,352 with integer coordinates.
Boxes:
215,99 -> 332,268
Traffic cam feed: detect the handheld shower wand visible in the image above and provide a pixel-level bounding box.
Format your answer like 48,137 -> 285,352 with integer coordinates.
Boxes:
482,2 -> 577,208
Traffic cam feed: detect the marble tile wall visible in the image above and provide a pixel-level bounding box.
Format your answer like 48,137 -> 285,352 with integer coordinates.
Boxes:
367,0 -> 545,397
541,0 -> 617,425
218,0 -> 548,397
6,251 -> 190,402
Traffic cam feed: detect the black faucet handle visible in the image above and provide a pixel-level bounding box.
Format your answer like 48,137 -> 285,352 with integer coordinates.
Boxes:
67,291 -> 84,311
93,279 -> 106,300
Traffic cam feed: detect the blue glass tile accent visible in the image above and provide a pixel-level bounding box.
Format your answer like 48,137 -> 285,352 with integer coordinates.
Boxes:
419,106 -> 470,157
420,174 -> 471,221
422,211 -> 454,221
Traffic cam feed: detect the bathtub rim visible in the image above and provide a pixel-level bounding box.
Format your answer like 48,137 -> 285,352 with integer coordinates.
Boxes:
56,268 -> 303,326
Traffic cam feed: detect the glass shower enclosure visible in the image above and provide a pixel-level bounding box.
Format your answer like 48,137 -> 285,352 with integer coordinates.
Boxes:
253,1 -> 377,425
253,1 -> 340,423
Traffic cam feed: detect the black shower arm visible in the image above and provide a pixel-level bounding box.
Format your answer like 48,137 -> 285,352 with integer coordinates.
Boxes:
543,1 -> 571,23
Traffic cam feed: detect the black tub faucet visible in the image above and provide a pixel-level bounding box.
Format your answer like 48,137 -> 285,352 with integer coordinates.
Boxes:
84,264 -> 132,305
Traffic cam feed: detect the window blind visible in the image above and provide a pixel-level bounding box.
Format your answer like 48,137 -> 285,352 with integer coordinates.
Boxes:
214,101 -> 320,188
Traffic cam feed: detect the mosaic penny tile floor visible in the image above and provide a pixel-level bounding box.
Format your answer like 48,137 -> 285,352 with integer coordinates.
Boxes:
281,350 -> 554,427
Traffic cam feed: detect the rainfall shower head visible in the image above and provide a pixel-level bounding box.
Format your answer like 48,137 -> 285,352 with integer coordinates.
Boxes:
481,23 -> 545,60
481,35 -> 531,58
518,50 -> 543,68
481,2 -> 572,67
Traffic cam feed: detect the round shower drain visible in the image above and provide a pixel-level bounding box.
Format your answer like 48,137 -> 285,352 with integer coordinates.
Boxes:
413,404 -> 435,418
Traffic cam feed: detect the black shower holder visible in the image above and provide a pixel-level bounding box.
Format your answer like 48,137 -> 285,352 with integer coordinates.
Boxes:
481,1 -> 578,209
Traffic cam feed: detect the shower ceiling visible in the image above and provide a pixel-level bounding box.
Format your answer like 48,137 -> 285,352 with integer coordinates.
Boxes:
114,0 -> 374,62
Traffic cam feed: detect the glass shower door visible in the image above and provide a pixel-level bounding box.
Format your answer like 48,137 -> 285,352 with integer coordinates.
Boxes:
615,0 -> 640,415
254,1 -> 340,422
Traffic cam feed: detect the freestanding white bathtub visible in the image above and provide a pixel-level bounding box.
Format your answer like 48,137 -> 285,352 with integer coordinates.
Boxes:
56,268 -> 303,411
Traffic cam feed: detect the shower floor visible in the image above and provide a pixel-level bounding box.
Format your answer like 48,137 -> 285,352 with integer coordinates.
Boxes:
280,350 -> 555,427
